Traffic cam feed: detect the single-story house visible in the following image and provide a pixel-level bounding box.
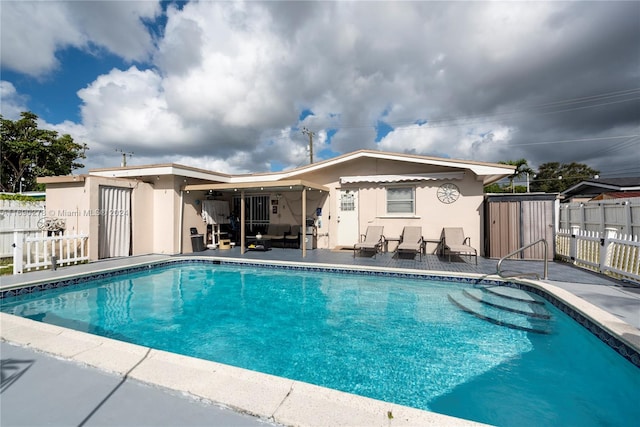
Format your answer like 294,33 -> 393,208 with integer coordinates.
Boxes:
561,177 -> 640,203
38,150 -> 515,260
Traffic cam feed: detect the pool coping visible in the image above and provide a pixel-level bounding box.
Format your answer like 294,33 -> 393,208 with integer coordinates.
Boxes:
1,256 -> 639,427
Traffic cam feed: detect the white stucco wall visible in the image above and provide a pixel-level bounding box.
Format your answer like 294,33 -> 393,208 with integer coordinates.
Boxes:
295,158 -> 485,254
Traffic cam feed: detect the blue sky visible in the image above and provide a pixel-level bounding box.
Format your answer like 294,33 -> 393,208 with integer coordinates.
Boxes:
1,1 -> 638,177
3,49 -> 128,123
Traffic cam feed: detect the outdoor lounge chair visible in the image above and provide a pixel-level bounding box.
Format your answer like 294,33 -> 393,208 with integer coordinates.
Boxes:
441,227 -> 477,264
396,226 -> 424,260
353,226 -> 384,258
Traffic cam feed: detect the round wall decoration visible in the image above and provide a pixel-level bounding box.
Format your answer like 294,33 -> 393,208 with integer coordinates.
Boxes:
437,183 -> 460,204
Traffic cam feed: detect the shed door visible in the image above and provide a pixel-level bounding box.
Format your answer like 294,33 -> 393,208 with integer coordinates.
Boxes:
98,186 -> 132,259
521,200 -> 554,260
337,189 -> 359,246
488,201 -> 520,258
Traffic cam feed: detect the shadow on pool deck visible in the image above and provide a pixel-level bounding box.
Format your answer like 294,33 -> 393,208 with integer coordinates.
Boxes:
1,249 -> 638,426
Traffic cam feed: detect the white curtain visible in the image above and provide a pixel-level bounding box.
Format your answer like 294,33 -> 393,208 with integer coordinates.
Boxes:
201,200 -> 230,225
99,186 -> 131,259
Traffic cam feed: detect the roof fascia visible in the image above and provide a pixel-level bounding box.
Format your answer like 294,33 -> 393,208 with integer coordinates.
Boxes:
85,150 -> 515,186
274,150 -> 515,181
183,179 -> 330,193
37,175 -> 87,184
90,164 -> 232,182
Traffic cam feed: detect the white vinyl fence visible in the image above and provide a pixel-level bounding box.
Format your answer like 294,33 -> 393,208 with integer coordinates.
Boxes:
559,197 -> 640,237
0,199 -> 45,257
556,226 -> 639,284
13,230 -> 89,274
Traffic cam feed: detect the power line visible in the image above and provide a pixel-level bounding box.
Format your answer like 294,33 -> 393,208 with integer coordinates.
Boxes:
258,87 -> 639,150
584,136 -> 639,158
334,87 -> 640,131
506,135 -> 639,147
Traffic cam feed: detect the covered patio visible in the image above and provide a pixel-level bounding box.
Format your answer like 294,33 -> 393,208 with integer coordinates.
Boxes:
183,179 -> 329,257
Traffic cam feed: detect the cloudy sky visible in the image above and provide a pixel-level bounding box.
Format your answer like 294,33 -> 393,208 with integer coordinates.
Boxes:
1,0 -> 638,180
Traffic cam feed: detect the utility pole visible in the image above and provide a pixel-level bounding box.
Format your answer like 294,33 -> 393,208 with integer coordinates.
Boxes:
115,149 -> 134,167
302,127 -> 315,164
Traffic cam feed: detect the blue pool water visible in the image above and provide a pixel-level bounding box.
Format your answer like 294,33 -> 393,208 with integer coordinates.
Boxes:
2,263 -> 639,426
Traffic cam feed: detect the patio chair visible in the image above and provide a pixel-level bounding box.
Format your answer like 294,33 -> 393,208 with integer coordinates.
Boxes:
354,226 -> 384,258
441,227 -> 477,264
396,226 -> 424,260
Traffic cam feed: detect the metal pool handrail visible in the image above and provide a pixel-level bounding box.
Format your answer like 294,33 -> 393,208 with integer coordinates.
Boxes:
496,238 -> 548,280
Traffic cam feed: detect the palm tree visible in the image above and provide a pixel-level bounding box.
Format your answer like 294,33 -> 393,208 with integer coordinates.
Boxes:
500,159 -> 535,193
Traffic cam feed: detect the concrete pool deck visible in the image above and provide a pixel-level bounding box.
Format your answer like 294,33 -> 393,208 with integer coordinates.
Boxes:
1,250 -> 639,426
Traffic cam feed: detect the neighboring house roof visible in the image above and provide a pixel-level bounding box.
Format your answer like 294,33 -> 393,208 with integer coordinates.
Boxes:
591,191 -> 640,200
85,150 -> 515,186
561,177 -> 640,199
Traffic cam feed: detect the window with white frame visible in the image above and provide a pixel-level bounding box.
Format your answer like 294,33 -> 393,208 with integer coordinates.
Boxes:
386,186 -> 414,214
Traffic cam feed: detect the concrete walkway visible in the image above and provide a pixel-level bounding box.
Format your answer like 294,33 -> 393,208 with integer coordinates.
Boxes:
1,250 -> 638,426
1,342 -> 275,427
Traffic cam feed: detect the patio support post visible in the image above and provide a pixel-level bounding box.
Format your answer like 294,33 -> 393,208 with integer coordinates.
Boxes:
302,187 -> 307,258
240,191 -> 246,254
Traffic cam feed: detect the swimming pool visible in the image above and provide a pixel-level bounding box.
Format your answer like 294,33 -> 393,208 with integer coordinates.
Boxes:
2,260 -> 639,426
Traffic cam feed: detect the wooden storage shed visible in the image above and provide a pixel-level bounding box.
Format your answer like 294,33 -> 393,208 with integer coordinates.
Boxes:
484,193 -> 559,260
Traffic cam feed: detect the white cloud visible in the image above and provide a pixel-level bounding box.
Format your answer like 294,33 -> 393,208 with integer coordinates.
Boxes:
0,81 -> 28,119
0,2 -> 81,77
2,1 -> 638,178
0,0 -> 160,77
77,66 -> 194,150
68,1 -> 160,62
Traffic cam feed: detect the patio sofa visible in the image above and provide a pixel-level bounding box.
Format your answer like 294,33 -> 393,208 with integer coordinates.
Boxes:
284,225 -> 301,248
262,224 -> 291,248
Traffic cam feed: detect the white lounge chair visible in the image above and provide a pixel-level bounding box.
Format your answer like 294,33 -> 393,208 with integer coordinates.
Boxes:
354,226 -> 384,258
396,226 -> 424,260
441,227 -> 477,264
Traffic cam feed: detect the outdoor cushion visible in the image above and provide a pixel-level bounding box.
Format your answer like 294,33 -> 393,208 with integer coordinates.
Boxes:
263,224 -> 290,240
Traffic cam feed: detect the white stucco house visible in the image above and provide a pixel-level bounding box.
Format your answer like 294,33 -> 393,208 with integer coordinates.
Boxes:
38,149 -> 515,260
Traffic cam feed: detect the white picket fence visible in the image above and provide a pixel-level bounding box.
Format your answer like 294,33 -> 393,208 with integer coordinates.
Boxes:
13,230 -> 89,274
556,226 -> 640,284
1,199 -> 45,257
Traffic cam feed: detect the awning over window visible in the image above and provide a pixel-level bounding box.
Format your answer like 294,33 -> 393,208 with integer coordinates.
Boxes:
340,171 -> 464,184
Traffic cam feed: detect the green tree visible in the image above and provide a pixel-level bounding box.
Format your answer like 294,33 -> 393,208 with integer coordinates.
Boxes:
484,183 -> 507,193
530,162 -> 599,193
484,183 -> 528,193
499,158 -> 535,193
0,112 -> 87,192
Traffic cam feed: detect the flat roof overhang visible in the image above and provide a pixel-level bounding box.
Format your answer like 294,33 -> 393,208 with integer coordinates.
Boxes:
183,179 -> 330,193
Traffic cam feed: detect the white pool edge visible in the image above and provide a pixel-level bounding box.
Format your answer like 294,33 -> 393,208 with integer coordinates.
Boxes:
2,256 -> 639,426
0,313 -> 488,426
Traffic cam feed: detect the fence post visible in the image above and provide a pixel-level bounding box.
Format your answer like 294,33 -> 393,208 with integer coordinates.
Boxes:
570,225 -> 580,261
600,227 -> 618,274
12,230 -> 24,274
